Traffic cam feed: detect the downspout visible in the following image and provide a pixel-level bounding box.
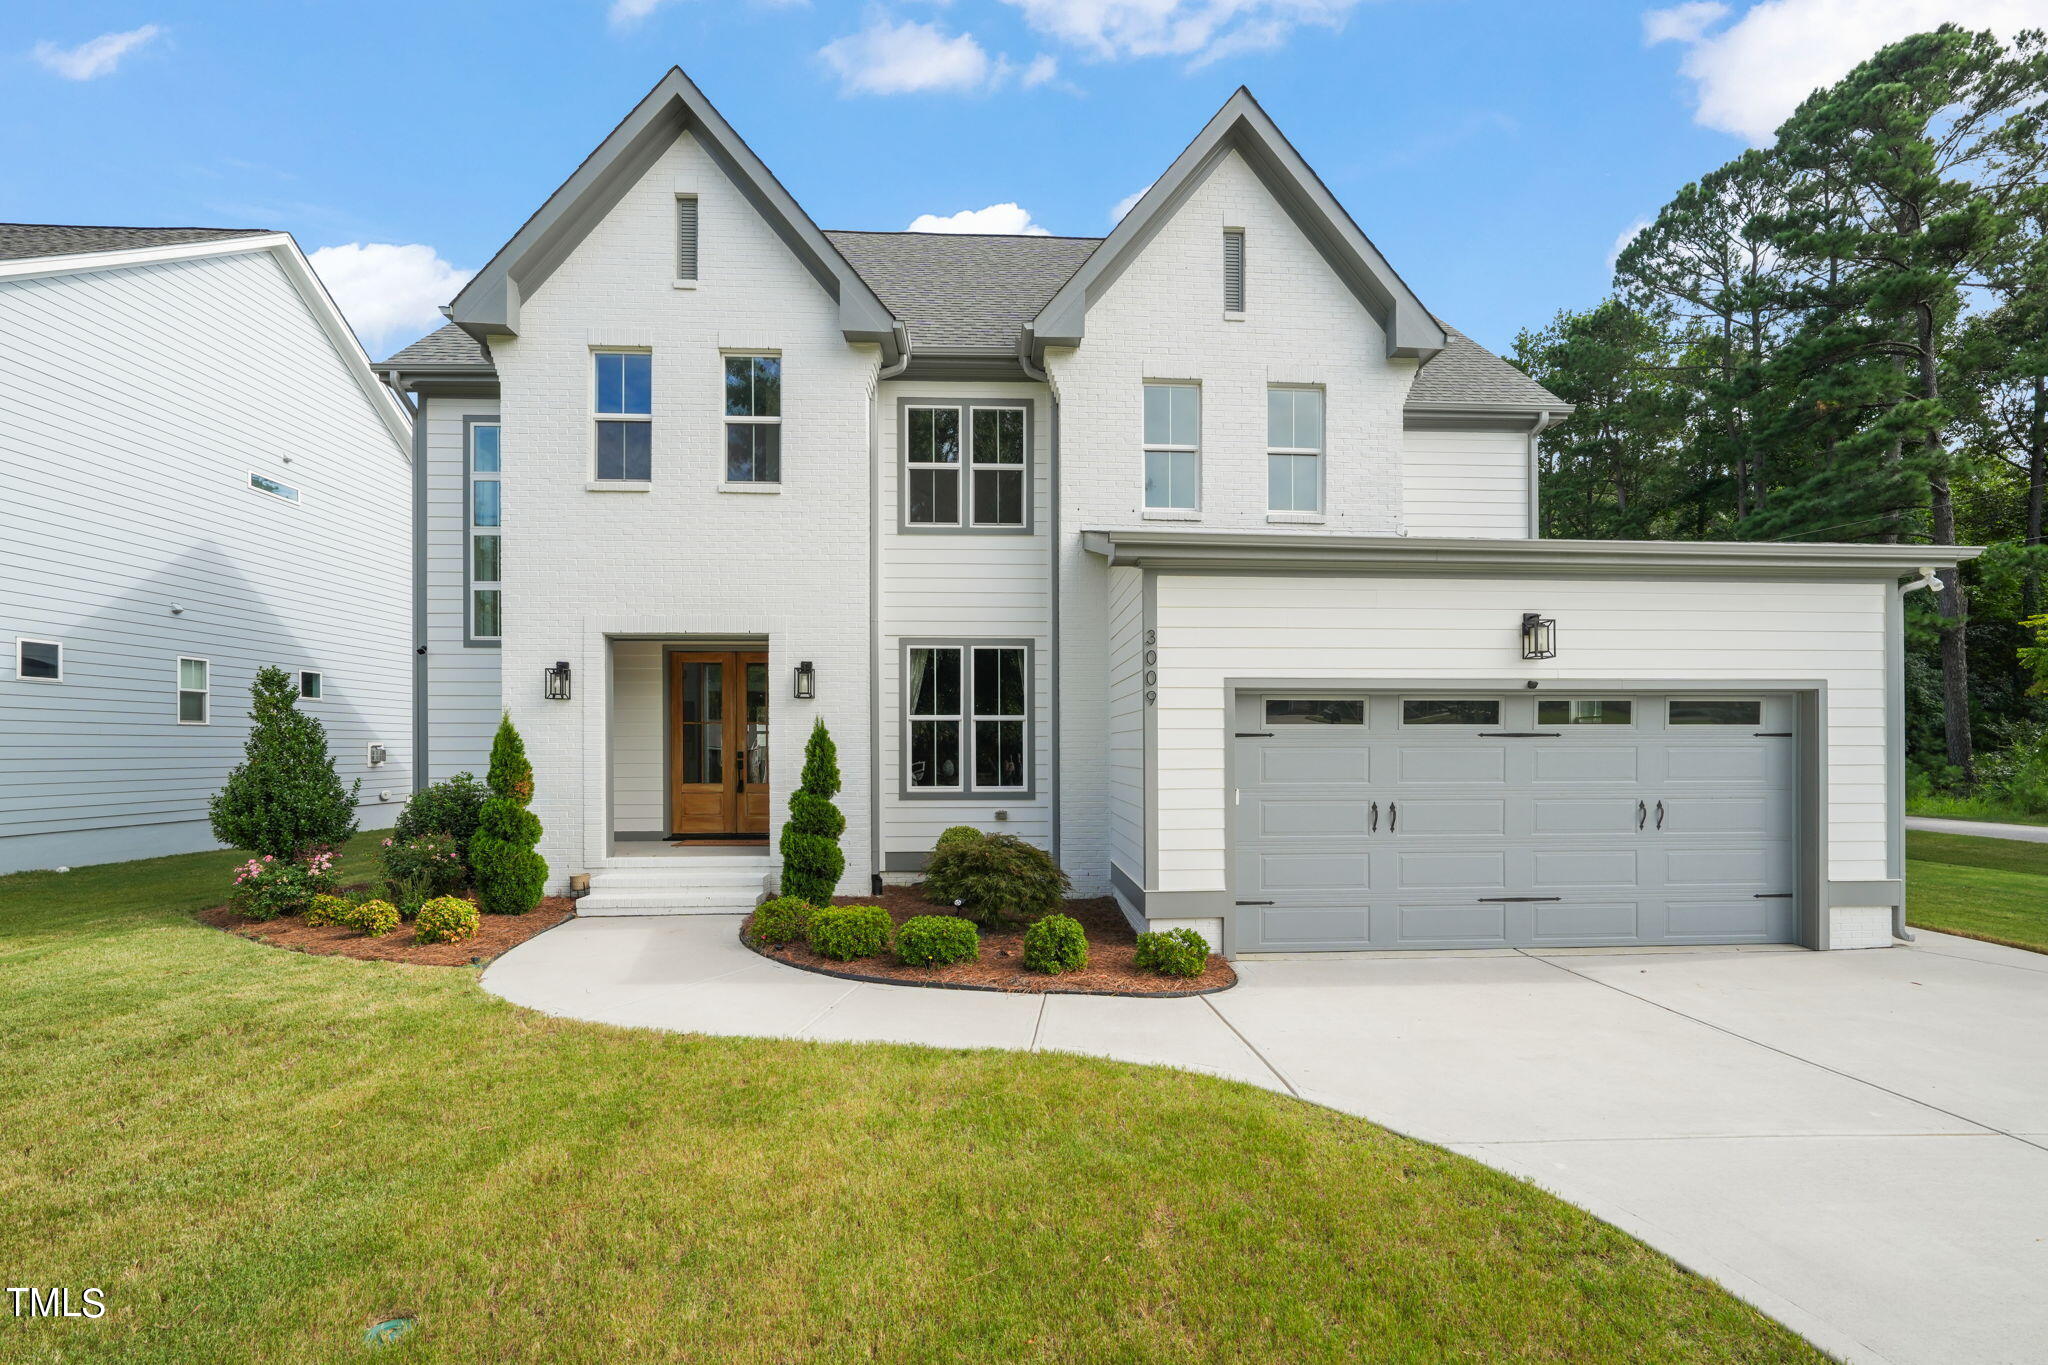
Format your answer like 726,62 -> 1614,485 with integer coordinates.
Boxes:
1525,409 -> 1552,539
384,368 -> 429,796
1892,567 -> 1945,941
1019,337 -> 1060,866
870,324 -> 910,894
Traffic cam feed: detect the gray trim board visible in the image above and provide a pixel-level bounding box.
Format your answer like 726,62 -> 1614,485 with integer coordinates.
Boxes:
893,396 -> 1034,535
1829,879 -> 1904,907
1110,860 -> 1145,914
884,851 -> 930,873
410,392 -> 430,793
1047,389 -> 1062,868
1403,411 -> 1560,431
896,637 -> 1038,800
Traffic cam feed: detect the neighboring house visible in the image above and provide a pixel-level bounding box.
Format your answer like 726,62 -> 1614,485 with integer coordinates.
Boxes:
378,69 -> 1972,953
0,225 -> 415,875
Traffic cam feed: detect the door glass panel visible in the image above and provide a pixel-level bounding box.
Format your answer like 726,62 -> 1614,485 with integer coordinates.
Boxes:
1537,699 -> 1633,726
1266,699 -> 1365,726
744,662 -> 769,788
1402,699 -> 1501,726
1669,699 -> 1763,726
681,662 -> 724,784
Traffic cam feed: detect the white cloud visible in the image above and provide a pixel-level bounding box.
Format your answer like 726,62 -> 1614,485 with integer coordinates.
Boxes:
306,243 -> 472,353
33,24 -> 162,80
1647,0 -> 2048,144
1608,216 -> 1653,269
818,17 -> 1059,95
1000,0 -> 1363,65
1109,182 -> 1153,223
906,203 -> 1053,235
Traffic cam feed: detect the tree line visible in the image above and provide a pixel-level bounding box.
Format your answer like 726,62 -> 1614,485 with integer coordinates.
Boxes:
1513,25 -> 2048,798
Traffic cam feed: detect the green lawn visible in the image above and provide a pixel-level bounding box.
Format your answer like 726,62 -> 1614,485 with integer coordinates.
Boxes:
0,838 -> 1819,1365
1907,829 -> 2048,953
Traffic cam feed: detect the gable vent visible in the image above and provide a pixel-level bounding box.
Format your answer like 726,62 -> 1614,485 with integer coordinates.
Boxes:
676,195 -> 699,281
1223,228 -> 1245,313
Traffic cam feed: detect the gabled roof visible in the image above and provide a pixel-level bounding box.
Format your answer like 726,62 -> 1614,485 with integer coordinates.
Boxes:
0,223 -> 271,262
0,226 -> 412,450
823,230 -> 1100,354
1410,325 -> 1565,413
379,323 -> 492,373
447,67 -> 901,363
1030,88 -> 1445,364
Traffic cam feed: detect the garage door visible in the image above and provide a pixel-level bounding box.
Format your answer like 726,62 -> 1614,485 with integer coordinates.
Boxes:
1231,692 -> 1799,952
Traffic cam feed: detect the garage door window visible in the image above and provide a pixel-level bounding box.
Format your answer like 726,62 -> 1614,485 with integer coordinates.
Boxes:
1669,699 -> 1762,726
1537,699 -> 1633,726
1266,699 -> 1365,726
1402,699 -> 1500,726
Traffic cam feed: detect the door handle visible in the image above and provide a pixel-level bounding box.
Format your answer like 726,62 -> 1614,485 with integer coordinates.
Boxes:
1370,801 -> 1379,832
1388,802 -> 1397,832
1478,896 -> 1563,903
1655,800 -> 1665,830
1637,800 -> 1646,830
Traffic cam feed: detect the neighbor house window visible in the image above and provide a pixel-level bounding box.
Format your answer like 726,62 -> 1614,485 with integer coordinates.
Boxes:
593,351 -> 652,481
1267,387 -> 1324,512
676,195 -> 699,281
906,643 -> 1030,793
249,471 -> 299,503
469,421 -> 502,641
15,639 -> 61,682
723,355 -> 781,483
299,671 -> 322,700
177,658 -> 209,724
904,404 -> 1026,529
1223,228 -> 1246,313
1143,383 -> 1199,510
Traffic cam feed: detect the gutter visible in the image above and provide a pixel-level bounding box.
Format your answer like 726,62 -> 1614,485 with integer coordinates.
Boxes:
1892,567 -> 1947,943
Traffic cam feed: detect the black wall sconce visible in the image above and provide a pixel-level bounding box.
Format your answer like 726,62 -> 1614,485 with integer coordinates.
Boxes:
1520,613 -> 1557,661
544,660 -> 572,700
793,659 -> 816,700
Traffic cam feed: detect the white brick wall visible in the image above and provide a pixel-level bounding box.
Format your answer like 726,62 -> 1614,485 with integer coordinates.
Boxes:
492,128 -> 876,892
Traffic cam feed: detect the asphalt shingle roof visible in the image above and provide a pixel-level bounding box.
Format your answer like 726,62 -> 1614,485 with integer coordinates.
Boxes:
0,223 -> 271,262
1409,324 -> 1562,411
378,324 -> 492,371
823,230 -> 1102,353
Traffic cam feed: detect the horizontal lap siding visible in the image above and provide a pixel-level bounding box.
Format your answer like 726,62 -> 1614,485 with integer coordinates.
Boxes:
610,640 -> 664,833
876,380 -> 1053,858
0,250 -> 412,871
1401,428 -> 1529,537
1149,573 -> 1888,892
421,394 -> 502,784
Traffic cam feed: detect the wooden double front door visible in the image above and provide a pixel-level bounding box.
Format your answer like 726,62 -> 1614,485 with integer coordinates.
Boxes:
667,651 -> 770,839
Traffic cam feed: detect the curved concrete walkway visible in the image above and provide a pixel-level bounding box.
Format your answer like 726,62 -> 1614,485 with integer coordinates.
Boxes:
1906,814 -> 2048,843
485,919 -> 2048,1365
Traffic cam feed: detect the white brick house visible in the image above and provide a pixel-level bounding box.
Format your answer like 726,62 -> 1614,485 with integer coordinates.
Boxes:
379,69 -> 1971,954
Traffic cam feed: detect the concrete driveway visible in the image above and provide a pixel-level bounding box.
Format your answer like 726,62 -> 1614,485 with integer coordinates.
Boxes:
484,920 -> 2048,1365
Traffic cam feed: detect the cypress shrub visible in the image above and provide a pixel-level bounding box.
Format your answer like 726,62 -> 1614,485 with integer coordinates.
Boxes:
471,714 -> 548,915
779,719 -> 845,904
208,666 -> 359,859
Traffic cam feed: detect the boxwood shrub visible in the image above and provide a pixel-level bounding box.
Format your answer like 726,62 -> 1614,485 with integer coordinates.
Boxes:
893,915 -> 980,968
750,895 -> 816,946
1022,913 -> 1088,975
921,832 -> 1070,926
1133,927 -> 1210,978
806,905 -> 892,961
414,894 -> 481,945
340,898 -> 401,938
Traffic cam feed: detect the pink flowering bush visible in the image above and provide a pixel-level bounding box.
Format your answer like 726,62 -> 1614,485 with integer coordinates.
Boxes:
228,850 -> 338,922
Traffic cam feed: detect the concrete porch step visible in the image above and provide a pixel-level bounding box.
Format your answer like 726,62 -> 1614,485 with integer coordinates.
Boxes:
578,862 -> 775,917
590,861 -> 774,885
579,888 -> 765,916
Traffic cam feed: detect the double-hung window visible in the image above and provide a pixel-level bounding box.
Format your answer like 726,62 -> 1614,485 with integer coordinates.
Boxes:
594,351 -> 652,482
904,403 -> 1027,529
1142,383 -> 1199,509
469,421 -> 502,641
905,643 -> 1029,794
723,355 -> 781,483
1267,386 -> 1324,513
177,658 -> 209,724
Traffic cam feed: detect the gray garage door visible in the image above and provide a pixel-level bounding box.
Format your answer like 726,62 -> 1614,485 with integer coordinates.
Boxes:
1232,692 -> 1799,952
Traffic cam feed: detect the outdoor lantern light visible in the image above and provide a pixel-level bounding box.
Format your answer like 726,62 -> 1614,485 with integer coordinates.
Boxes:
793,659 -> 816,700
544,660 -> 572,700
1520,613 -> 1557,661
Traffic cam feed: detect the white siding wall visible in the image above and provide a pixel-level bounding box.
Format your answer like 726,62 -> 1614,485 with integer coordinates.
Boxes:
1402,427 -> 1530,537
1105,564 -> 1145,889
610,639 -> 665,833
420,393 -> 501,783
491,127 -> 876,890
1143,572 -> 1892,941
1050,148 -> 1415,893
0,249 -> 413,873
875,379 -> 1053,864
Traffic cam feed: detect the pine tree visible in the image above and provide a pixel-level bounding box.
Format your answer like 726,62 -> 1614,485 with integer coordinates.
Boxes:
470,713 -> 547,915
208,665 -> 359,858
778,719 -> 845,904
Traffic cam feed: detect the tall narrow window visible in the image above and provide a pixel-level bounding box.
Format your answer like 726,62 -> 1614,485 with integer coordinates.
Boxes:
177,658 -> 209,725
723,355 -> 781,483
594,351 -> 652,481
1267,386 -> 1324,512
970,407 -> 1025,526
469,422 -> 502,641
904,403 -> 1026,528
1223,228 -> 1246,313
905,406 -> 962,526
1142,383 -> 1199,509
676,195 -> 699,281
905,642 -> 1031,794
906,646 -> 962,790
971,646 -> 1027,790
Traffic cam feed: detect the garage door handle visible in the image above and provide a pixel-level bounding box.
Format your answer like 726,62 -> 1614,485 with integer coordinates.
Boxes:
1388,802 -> 1397,831
1234,732 -> 1273,738
1477,896 -> 1563,903
1655,800 -> 1665,830
1637,800 -> 1647,830
1370,801 -> 1379,832
1235,900 -> 1274,906
1753,892 -> 1794,899
1478,732 -> 1561,738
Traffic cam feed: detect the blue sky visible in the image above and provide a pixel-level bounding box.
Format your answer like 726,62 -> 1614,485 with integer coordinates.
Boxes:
2,1 -> 2035,358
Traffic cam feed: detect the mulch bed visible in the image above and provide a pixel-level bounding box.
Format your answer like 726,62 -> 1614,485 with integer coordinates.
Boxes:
746,885 -> 1236,996
199,889 -> 576,967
